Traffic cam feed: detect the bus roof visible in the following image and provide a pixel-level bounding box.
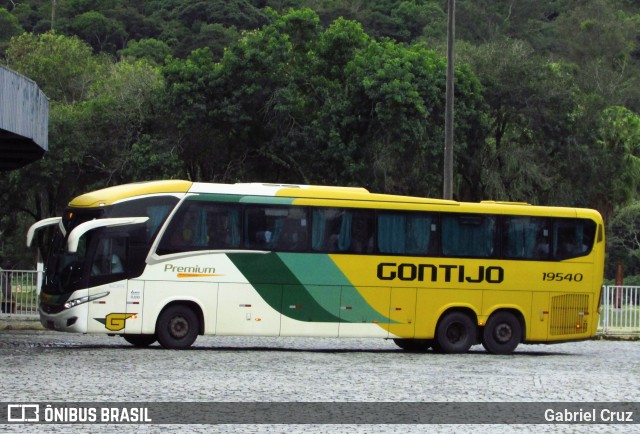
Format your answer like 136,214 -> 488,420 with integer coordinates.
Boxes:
67,180 -> 602,222
69,180 -> 193,207
189,182 -> 459,206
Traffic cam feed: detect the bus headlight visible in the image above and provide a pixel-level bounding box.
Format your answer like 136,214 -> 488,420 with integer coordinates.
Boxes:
64,292 -> 110,309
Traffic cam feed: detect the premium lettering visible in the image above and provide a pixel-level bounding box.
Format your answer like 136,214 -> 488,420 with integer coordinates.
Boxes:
377,262 -> 504,284
164,264 -> 216,274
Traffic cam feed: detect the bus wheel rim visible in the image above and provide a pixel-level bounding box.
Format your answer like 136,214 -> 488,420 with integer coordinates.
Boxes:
169,316 -> 189,338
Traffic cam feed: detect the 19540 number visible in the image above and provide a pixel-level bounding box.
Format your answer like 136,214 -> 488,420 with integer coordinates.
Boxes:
542,272 -> 583,282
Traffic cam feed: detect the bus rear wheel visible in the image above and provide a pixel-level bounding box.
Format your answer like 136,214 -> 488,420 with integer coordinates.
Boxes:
393,338 -> 432,352
482,312 -> 521,355
435,312 -> 475,354
123,334 -> 156,347
156,305 -> 199,349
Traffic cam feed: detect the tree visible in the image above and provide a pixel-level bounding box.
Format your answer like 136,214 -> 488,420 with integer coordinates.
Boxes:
171,0 -> 267,30
607,202 -> 640,278
4,32 -> 105,103
70,11 -> 127,53
554,0 -> 640,111
0,8 -> 23,54
81,59 -> 184,185
164,8 -> 485,197
1,33 -> 182,266
457,38 -> 581,203
119,38 -> 172,65
591,106 -> 640,220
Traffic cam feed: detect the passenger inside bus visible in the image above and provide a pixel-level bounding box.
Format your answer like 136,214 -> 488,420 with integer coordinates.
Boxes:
207,213 -> 233,249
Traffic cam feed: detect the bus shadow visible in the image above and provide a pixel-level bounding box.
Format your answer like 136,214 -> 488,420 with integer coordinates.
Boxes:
29,339 -> 574,356
135,345 -> 575,357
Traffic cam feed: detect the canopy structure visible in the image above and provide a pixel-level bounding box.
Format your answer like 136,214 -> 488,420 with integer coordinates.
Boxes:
0,65 -> 48,171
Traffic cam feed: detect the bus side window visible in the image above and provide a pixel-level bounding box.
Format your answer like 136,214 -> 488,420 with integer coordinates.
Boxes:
346,210 -> 374,253
378,212 -> 434,255
206,205 -> 240,249
275,207 -> 308,251
310,208 -> 373,254
442,214 -> 496,258
312,208 -> 342,252
552,218 -> 596,259
157,203 -> 207,254
503,217 -> 549,260
245,206 -> 307,251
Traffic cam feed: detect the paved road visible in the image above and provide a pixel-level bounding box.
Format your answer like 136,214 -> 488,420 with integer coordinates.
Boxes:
1,330 -> 638,433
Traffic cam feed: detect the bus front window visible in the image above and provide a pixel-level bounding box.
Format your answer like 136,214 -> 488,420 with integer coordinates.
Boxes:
43,230 -> 92,295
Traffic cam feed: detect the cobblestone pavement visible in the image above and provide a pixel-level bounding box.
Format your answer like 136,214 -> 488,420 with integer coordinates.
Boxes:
1,330 -> 638,433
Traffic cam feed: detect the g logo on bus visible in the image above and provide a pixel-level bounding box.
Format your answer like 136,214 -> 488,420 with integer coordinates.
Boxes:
95,313 -> 136,331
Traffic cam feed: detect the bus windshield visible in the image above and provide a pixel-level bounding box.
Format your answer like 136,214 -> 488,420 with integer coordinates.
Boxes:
41,195 -> 179,295
42,209 -> 104,295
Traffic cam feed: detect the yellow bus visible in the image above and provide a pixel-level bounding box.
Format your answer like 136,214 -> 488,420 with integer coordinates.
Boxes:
27,181 -> 605,354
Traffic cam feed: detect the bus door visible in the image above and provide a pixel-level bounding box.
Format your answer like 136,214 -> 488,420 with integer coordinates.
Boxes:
86,234 -> 131,334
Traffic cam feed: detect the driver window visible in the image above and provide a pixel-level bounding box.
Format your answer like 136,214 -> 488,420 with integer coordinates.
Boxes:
91,237 -> 127,277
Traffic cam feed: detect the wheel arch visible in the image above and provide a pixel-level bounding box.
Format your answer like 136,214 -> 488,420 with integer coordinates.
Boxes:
433,307 -> 479,353
482,307 -> 526,343
157,299 -> 205,335
435,306 -> 480,345
435,305 -> 479,330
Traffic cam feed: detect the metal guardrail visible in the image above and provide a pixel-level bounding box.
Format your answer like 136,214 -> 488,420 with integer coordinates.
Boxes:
1,269 -> 41,317
1,271 -> 639,336
599,285 -> 640,336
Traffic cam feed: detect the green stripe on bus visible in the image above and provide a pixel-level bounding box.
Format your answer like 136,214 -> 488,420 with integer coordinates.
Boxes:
227,252 -> 342,322
227,252 -> 392,324
279,253 -> 392,324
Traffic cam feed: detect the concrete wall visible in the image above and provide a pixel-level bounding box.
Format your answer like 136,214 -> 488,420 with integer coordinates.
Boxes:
0,65 -> 48,170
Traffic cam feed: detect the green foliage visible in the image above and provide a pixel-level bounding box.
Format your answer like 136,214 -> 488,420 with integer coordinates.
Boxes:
5,32 -> 106,103
119,38 -> 173,65
0,33 -> 183,266
457,38 -> 579,203
70,10 -> 127,53
554,0 -> 640,110
171,0 -> 267,29
456,0 -> 568,48
0,8 -> 23,53
607,202 -> 640,278
593,106 -> 640,218
163,8 -> 484,196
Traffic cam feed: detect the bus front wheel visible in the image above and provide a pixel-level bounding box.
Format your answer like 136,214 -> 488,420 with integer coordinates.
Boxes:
482,312 -> 521,355
156,305 -> 199,349
123,334 -> 157,347
435,312 -> 475,354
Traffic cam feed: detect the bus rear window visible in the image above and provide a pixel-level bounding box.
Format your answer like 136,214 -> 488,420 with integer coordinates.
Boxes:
552,218 -> 596,259
502,217 -> 596,260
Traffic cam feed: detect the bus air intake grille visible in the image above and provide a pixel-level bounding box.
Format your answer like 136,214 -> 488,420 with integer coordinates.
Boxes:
549,294 -> 590,336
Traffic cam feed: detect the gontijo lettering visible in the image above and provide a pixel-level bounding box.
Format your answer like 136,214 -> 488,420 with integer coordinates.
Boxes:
377,262 -> 505,284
